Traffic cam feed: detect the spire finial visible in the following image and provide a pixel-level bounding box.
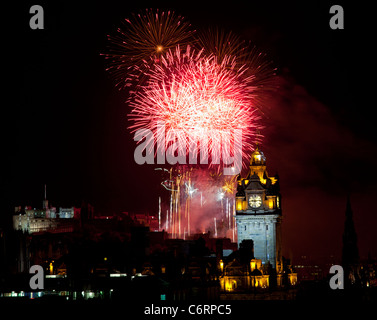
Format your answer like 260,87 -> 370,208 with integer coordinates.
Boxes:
43,184 -> 49,210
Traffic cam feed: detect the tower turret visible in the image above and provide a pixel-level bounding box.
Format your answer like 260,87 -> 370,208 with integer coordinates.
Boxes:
43,184 -> 49,210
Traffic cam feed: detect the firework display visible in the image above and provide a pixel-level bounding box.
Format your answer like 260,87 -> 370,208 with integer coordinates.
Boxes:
128,46 -> 261,167
103,9 -> 195,89
104,9 -> 274,239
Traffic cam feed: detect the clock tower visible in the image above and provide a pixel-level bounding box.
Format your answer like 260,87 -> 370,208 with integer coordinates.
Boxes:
235,146 -> 282,272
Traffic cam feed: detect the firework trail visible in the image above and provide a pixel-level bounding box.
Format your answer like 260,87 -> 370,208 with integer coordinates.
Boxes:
195,27 -> 244,64
157,166 -> 237,240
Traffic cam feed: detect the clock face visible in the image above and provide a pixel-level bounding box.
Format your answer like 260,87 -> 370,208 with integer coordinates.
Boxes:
249,194 -> 262,208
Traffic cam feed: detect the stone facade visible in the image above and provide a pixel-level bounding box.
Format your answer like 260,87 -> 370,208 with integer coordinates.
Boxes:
236,214 -> 281,270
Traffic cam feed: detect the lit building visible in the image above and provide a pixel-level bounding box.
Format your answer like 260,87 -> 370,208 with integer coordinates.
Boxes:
235,146 -> 283,272
218,147 -> 298,293
219,256 -> 270,292
12,187 -> 81,233
13,206 -> 81,233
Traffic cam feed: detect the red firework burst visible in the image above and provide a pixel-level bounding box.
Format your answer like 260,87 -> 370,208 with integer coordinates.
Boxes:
128,46 -> 262,168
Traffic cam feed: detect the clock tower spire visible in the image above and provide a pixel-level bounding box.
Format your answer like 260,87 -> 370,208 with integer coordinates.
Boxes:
235,146 -> 282,272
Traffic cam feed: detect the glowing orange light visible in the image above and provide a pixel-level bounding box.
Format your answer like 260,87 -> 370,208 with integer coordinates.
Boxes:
225,279 -> 236,292
236,199 -> 243,211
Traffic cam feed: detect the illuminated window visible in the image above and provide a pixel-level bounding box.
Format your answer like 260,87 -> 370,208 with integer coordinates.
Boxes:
236,199 -> 243,211
225,280 -> 237,292
219,260 -> 224,273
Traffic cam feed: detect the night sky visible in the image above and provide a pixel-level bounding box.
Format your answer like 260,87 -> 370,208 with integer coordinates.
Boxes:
3,1 -> 376,263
